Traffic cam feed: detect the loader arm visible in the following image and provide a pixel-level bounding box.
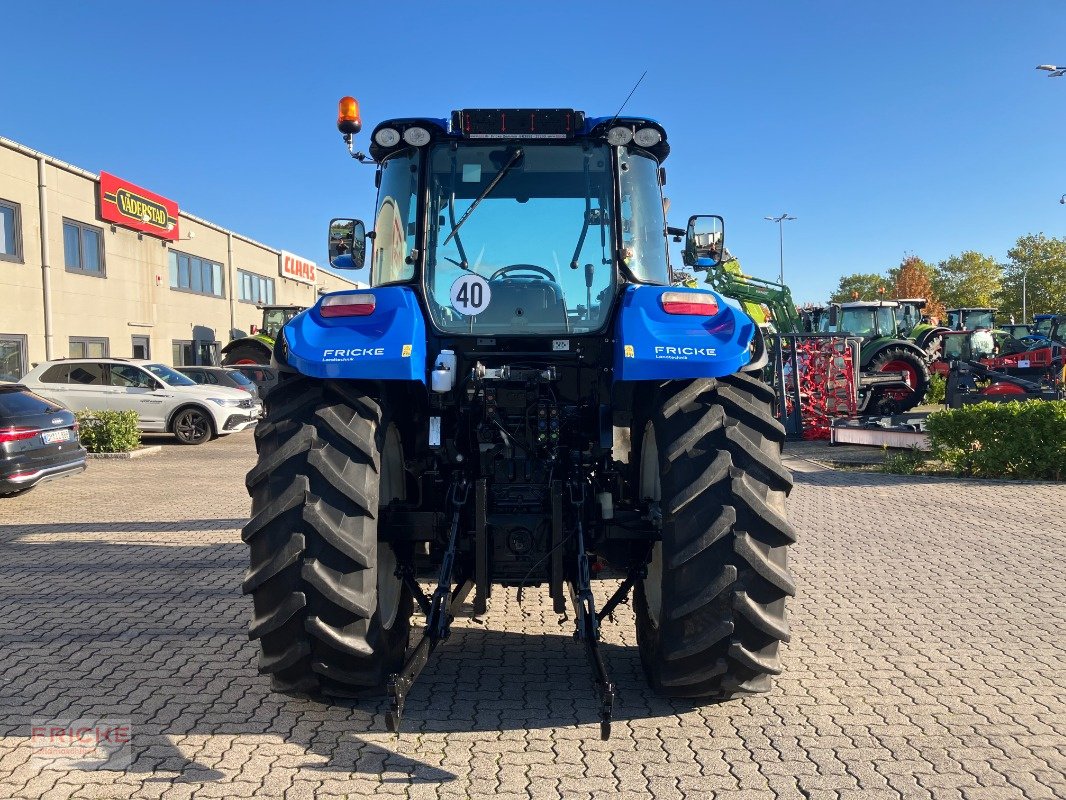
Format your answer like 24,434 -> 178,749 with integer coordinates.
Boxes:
703,260 -> 803,333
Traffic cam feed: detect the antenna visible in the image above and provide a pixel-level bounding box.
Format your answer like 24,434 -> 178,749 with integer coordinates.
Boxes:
608,70 -> 648,126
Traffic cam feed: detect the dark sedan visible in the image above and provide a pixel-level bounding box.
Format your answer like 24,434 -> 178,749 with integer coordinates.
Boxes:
177,366 -> 262,403
0,385 -> 86,496
227,364 -> 279,397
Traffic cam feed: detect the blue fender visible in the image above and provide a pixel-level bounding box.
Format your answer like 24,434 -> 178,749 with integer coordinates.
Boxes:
614,286 -> 755,380
282,287 -> 426,383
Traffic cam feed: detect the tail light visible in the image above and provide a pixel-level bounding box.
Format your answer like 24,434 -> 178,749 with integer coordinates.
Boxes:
320,292 -> 376,318
660,292 -> 720,316
0,427 -> 40,444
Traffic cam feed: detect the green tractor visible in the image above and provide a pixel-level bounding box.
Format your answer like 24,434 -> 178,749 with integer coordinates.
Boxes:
823,300 -> 932,413
221,305 -> 306,366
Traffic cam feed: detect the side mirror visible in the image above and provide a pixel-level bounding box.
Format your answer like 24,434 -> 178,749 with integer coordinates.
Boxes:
828,305 -> 839,327
328,218 -> 367,270
683,215 -> 725,270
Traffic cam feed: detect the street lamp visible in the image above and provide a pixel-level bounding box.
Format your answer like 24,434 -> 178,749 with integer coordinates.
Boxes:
764,213 -> 796,286
1022,264 -> 1033,324
1036,64 -> 1066,77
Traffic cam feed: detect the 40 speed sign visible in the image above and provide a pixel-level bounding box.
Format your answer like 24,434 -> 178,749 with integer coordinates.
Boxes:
449,274 -> 492,316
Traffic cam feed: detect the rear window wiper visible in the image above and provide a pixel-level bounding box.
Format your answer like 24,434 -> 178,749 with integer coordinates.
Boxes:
443,147 -> 524,250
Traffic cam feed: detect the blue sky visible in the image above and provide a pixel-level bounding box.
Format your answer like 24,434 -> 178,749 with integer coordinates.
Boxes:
3,1 -> 1064,303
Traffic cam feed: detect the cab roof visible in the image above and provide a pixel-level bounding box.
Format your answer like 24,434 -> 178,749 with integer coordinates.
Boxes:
367,108 -> 670,163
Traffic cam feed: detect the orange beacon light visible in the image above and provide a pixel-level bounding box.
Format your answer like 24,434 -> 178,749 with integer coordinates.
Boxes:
337,97 -> 361,135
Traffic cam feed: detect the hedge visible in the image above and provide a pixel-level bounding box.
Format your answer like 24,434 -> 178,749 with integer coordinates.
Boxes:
926,400 -> 1066,480
74,410 -> 141,453
924,372 -> 946,405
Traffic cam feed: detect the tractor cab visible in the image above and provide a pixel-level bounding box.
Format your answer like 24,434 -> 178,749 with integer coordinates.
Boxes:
947,308 -> 996,331
823,301 -> 899,339
894,298 -> 927,337
1032,313 -> 1066,344
257,305 -> 304,339
941,329 -> 997,362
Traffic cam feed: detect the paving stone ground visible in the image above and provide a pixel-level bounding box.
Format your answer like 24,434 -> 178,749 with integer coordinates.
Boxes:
0,433 -> 1063,799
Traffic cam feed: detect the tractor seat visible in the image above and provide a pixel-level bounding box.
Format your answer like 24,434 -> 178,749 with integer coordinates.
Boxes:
478,277 -> 567,327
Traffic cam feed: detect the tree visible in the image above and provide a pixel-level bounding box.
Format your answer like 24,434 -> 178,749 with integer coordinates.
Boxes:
829,273 -> 887,304
887,256 -> 945,320
1001,233 -> 1066,322
934,251 -> 1001,311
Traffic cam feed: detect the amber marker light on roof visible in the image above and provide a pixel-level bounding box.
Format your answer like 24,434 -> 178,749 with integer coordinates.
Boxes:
337,96 -> 362,135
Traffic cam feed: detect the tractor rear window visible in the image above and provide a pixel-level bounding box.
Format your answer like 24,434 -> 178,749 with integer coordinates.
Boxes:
425,142 -> 616,335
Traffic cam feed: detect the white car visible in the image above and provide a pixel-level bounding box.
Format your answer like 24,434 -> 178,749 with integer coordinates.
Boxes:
21,358 -> 262,445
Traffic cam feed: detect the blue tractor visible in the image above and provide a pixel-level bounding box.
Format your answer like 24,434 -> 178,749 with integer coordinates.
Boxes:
242,100 -> 795,738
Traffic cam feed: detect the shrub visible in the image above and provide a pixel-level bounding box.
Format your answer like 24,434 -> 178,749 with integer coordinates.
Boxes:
924,372 -> 946,405
926,400 -> 1066,480
881,447 -> 927,475
75,410 -> 141,453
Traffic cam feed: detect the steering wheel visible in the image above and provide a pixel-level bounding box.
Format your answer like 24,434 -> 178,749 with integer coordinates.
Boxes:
489,263 -> 556,281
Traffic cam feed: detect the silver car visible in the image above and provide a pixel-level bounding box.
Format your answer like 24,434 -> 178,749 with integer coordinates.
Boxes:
22,358 -> 261,445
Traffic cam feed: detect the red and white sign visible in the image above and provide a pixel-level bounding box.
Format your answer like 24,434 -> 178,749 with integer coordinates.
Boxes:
280,250 -> 316,285
98,172 -> 179,240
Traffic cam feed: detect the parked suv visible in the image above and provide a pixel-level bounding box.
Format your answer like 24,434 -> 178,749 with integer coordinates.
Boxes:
1,384 -> 86,495
22,359 -> 259,445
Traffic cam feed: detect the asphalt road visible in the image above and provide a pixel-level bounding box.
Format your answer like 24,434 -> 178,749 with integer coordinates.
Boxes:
0,433 -> 1063,799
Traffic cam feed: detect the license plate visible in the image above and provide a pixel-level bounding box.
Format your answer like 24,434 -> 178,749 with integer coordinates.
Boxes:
42,429 -> 71,444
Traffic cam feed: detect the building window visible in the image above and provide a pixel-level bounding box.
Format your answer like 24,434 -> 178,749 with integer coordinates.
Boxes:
132,335 -> 150,359
0,199 -> 23,263
0,333 -> 27,381
238,269 -> 275,305
69,336 -> 109,358
63,219 -> 105,276
172,339 -> 219,366
168,250 -> 224,297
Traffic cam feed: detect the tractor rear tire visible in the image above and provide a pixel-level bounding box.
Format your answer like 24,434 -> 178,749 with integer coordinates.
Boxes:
868,346 -> 931,414
633,373 -> 796,700
242,375 -> 412,698
223,342 -> 272,366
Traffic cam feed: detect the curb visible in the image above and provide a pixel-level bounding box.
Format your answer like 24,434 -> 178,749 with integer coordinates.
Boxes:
86,446 -> 163,460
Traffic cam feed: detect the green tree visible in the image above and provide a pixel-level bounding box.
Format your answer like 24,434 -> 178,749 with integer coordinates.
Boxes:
934,251 -> 1002,310
829,272 -> 887,303
1002,233 -> 1066,322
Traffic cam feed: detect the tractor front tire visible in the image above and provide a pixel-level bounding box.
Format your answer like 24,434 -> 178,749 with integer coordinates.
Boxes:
634,373 -> 796,700
242,375 -> 412,698
869,346 -> 931,414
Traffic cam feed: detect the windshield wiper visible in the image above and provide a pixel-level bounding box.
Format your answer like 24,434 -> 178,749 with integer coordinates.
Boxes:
443,147 -> 524,248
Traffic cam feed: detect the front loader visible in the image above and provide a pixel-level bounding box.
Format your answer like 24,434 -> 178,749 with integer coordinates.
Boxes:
241,100 -> 796,739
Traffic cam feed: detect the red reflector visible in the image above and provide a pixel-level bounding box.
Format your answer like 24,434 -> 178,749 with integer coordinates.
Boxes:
320,293 -> 376,318
660,292 -> 719,316
0,427 -> 39,444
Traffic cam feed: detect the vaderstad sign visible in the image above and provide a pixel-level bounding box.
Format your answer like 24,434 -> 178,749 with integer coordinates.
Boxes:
280,251 -> 316,285
98,172 -> 179,241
